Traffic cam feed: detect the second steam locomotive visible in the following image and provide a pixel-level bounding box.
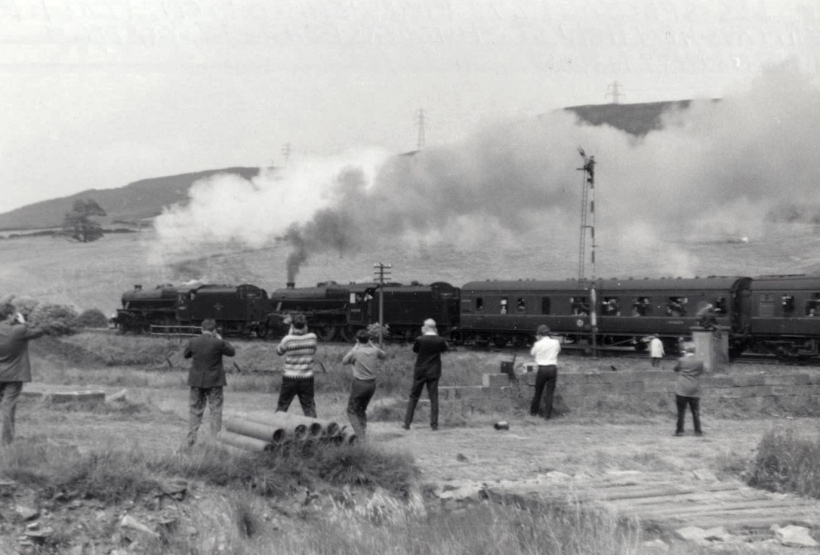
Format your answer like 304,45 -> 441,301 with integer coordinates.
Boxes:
114,274 -> 820,359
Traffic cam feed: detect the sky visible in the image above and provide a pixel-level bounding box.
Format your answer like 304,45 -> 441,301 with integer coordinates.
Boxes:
1,0 -> 819,214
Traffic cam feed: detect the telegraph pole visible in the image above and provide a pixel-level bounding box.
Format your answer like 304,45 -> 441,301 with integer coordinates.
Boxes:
578,148 -> 597,356
373,263 -> 392,348
415,109 -> 426,150
281,143 -> 292,166
605,81 -> 625,104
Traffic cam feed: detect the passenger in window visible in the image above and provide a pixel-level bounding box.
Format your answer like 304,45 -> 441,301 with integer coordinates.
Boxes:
517,299 -> 526,313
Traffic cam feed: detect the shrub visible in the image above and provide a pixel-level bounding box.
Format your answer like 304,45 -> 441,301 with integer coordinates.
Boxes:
9,295 -> 40,318
29,303 -> 78,336
73,308 -> 110,329
748,427 -> 820,499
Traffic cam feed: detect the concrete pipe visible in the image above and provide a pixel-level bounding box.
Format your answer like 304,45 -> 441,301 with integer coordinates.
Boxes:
224,417 -> 287,445
244,412 -> 309,441
258,412 -> 324,438
339,427 -> 357,446
324,421 -> 340,437
217,431 -> 274,452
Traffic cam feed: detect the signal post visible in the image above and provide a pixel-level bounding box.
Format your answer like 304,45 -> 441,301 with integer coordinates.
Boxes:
373,263 -> 392,348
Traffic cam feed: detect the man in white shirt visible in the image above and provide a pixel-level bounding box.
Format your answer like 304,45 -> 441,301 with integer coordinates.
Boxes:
529,324 -> 561,419
649,334 -> 665,367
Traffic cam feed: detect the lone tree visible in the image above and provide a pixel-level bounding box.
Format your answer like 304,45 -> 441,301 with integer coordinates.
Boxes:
63,198 -> 107,243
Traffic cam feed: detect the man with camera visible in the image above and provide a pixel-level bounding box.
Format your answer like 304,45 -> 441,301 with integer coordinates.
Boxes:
0,303 -> 44,445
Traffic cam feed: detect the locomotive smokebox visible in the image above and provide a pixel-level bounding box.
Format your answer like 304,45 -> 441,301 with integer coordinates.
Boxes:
286,282 -> 295,289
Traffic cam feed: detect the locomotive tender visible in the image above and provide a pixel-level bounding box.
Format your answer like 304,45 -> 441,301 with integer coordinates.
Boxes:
114,274 -> 820,358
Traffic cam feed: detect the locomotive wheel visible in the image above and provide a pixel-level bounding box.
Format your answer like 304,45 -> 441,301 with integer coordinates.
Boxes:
340,326 -> 356,343
256,323 -> 269,339
316,325 -> 337,342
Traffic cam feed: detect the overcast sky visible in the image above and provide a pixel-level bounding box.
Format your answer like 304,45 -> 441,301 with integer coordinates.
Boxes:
1,0 -> 818,214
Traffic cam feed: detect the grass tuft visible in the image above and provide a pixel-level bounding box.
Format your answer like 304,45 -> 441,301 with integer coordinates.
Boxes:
747,427 -> 820,499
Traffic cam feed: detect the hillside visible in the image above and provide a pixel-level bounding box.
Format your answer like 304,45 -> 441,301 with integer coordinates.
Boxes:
0,167 -> 260,231
0,100 -> 697,231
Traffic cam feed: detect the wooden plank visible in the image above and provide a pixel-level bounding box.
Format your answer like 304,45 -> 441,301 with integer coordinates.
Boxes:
622,500 -> 819,519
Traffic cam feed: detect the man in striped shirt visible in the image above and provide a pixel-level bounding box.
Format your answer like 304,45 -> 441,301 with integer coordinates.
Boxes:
275,314 -> 318,417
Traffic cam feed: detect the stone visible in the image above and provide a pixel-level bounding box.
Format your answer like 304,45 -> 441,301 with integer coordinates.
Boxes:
675,526 -> 709,545
544,471 -> 572,481
119,515 -> 159,538
15,506 -> 39,521
67,544 -> 85,555
25,527 -> 53,542
703,526 -> 733,542
692,469 -> 718,481
159,479 -> 188,497
775,525 -> 819,548
642,539 -> 669,552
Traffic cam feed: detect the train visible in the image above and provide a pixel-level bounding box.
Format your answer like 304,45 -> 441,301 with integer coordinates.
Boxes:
112,274 -> 820,359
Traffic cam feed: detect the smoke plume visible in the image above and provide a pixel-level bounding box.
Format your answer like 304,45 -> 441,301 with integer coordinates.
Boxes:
154,62 -> 820,282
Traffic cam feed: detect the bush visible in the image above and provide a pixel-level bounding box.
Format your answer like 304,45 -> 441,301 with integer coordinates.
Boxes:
8,295 -> 40,318
29,303 -> 78,336
73,308 -> 110,329
748,427 -> 820,499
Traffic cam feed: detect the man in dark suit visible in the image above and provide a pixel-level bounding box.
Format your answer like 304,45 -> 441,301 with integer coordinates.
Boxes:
673,342 -> 705,437
403,318 -> 448,431
184,318 -> 235,445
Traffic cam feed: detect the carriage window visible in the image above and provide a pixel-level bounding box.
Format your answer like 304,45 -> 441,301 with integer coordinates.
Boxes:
806,299 -> 820,317
713,297 -> 727,315
632,297 -> 651,316
666,296 -> 688,316
517,298 -> 526,312
476,297 -> 484,312
570,296 -> 589,316
500,298 -> 508,315
782,295 -> 795,315
602,296 -> 620,316
541,297 -> 551,315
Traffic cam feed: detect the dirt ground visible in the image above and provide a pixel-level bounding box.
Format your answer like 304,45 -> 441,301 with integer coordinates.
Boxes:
15,383 -> 793,483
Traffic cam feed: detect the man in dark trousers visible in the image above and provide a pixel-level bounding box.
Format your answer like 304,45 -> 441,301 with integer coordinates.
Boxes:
673,342 -> 705,437
403,318 -> 448,431
184,318 -> 235,446
0,303 -> 44,445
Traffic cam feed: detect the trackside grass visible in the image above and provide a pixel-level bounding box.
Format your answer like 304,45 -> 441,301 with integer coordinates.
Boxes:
747,426 -> 820,499
0,439 -> 417,503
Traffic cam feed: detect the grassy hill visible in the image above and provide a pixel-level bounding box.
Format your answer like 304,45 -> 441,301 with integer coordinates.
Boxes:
0,167 -> 260,231
0,100 -> 697,231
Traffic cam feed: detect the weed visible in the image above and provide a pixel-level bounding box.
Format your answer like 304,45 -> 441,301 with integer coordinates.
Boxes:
747,427 -> 820,498
229,491 -> 264,538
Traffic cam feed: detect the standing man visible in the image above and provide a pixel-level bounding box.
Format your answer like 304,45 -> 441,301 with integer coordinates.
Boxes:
530,324 -> 561,419
649,334 -> 665,367
275,313 -> 318,417
403,318 -> 448,431
0,304 -> 44,445
341,329 -> 386,440
184,318 -> 235,446
673,342 -> 705,437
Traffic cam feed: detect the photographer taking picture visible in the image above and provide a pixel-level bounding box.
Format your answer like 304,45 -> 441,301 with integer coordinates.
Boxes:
0,304 -> 44,445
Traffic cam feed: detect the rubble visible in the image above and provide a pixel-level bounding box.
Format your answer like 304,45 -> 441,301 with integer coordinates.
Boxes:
773,524 -> 819,548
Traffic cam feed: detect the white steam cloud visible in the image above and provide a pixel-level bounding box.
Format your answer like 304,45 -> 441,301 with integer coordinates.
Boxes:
154,61 -> 820,282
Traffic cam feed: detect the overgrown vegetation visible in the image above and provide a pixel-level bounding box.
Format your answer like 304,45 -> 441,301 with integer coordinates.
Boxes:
0,439 -> 417,504
73,308 -> 110,329
747,427 -> 820,499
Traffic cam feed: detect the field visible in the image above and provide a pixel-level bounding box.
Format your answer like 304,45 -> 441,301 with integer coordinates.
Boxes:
2,221 -> 820,313
2,226 -> 820,553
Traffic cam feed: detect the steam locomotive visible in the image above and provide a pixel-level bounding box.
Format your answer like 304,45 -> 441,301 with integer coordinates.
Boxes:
113,274 -> 820,358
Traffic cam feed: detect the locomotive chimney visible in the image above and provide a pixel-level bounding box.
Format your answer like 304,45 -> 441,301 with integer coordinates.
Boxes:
134,284 -> 142,291
286,282 -> 295,289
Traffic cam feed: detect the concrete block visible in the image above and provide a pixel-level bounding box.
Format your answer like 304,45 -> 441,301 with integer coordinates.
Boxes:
455,386 -> 490,399
482,374 -> 512,388
44,391 -> 106,405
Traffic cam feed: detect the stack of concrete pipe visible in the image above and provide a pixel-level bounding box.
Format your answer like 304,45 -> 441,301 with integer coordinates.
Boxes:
217,411 -> 356,453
